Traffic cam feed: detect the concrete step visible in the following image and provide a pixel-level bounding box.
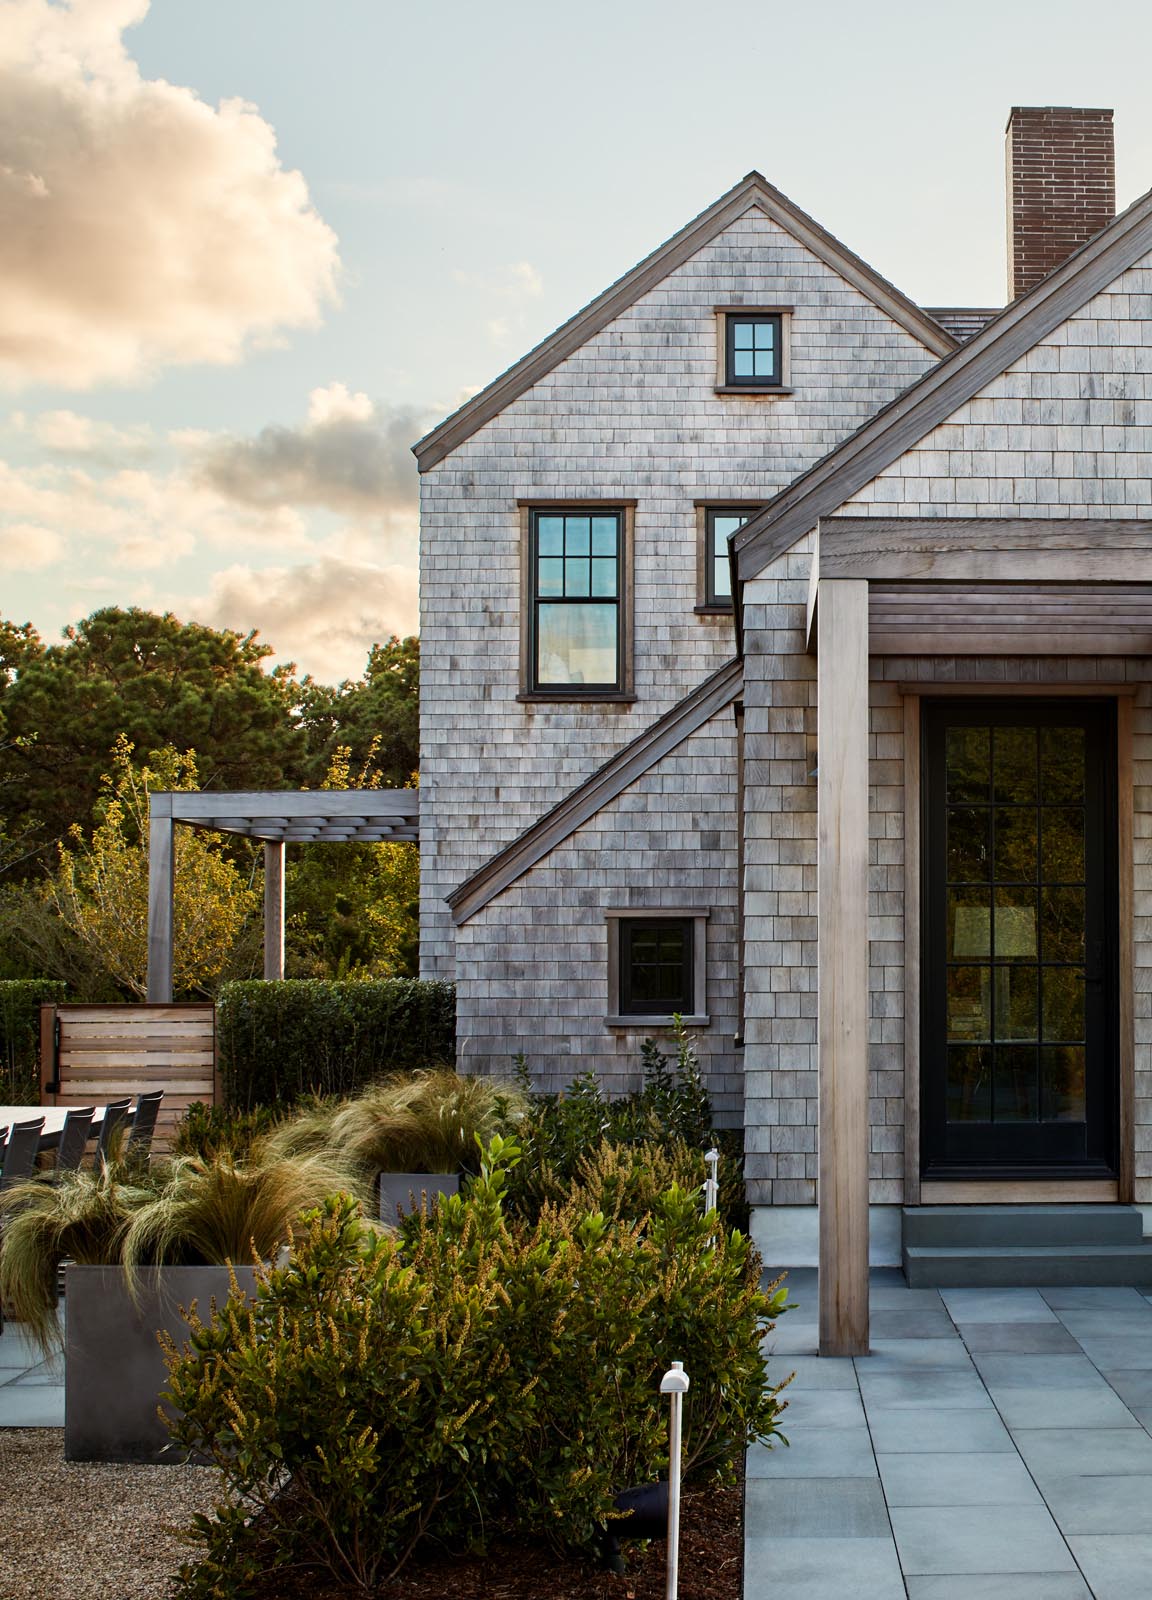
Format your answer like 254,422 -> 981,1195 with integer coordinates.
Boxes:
903,1204 -> 1144,1249
904,1243 -> 1152,1289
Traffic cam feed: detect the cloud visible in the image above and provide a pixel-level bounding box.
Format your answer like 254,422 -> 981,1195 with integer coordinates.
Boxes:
10,408 -> 153,462
194,382 -> 434,518
0,519 -> 63,568
0,0 -> 340,389
194,557 -> 419,682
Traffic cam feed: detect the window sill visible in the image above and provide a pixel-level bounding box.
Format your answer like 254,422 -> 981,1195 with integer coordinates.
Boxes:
714,385 -> 793,397
694,604 -> 735,617
604,1014 -> 710,1029
518,690 -> 636,705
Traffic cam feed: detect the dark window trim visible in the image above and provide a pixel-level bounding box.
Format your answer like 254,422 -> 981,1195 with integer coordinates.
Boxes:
518,503 -> 635,701
604,908 -> 710,1026
723,312 -> 783,389
695,503 -> 763,612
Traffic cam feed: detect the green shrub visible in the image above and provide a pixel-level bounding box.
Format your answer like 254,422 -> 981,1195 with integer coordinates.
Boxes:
215,978 -> 456,1112
0,979 -> 67,1102
166,1139 -> 787,1597
170,1101 -> 281,1162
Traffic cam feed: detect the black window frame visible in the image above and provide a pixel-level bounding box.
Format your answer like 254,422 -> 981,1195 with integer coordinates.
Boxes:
724,313 -> 783,388
618,917 -> 695,1018
702,506 -> 757,610
527,507 -> 625,695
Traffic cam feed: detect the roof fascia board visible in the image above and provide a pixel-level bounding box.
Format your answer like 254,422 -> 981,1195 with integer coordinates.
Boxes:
734,188 -> 1152,584
413,176 -> 956,473
448,658 -> 743,925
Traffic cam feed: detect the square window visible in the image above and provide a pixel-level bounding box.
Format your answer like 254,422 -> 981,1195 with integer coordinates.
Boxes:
724,313 -> 783,388
618,917 -> 696,1017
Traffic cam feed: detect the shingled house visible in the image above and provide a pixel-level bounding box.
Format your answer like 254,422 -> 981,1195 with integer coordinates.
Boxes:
415,108 -> 1152,1350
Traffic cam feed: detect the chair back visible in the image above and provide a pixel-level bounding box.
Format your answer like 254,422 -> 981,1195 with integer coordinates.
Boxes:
0,1118 -> 45,1192
55,1107 -> 95,1173
94,1099 -> 132,1163
127,1090 -> 164,1156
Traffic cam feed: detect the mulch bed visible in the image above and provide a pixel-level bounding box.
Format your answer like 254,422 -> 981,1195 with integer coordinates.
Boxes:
252,1484 -> 743,1600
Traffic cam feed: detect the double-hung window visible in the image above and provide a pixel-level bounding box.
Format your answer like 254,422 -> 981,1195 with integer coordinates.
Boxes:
526,507 -> 627,694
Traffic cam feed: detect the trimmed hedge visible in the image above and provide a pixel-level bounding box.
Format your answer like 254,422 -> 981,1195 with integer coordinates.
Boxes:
0,979 -> 68,1103
216,979 -> 456,1112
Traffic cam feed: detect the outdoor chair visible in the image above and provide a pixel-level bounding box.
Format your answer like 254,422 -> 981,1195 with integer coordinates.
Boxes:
0,1116 -> 45,1334
0,1118 -> 45,1194
55,1107 -> 95,1174
94,1099 -> 132,1164
127,1091 -> 164,1157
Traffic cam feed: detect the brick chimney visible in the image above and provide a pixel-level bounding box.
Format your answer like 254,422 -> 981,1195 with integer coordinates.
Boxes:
1006,106 -> 1115,300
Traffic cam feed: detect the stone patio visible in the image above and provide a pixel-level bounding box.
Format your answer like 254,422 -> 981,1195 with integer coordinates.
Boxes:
750,1269 -> 1152,1600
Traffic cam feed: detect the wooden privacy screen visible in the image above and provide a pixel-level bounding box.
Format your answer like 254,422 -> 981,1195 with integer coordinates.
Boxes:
40,1003 -> 217,1151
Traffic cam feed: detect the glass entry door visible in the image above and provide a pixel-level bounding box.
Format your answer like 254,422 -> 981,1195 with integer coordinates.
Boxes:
921,700 -> 1118,1178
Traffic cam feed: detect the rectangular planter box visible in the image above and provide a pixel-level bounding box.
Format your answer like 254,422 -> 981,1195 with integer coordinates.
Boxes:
64,1263 -> 257,1464
379,1171 -> 460,1220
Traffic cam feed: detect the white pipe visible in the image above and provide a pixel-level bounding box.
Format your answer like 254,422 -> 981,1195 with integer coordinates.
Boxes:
659,1360 -> 690,1600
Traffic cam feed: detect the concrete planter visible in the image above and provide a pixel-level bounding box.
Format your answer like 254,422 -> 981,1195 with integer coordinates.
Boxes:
64,1263 -> 257,1464
378,1171 -> 460,1220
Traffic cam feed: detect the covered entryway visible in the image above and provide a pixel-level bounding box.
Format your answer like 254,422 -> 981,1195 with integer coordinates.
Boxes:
921,698 -> 1119,1180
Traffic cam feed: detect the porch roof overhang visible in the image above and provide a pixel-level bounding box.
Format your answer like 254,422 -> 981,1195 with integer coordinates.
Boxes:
805,517 -> 1152,655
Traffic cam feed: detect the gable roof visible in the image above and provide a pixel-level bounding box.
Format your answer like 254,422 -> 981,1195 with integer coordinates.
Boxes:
733,184 -> 1152,583
413,173 -> 957,473
448,657 -> 742,924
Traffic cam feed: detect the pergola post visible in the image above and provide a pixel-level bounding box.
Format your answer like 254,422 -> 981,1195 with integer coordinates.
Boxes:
146,795 -> 175,1003
817,578 -> 871,1357
263,841 -> 286,981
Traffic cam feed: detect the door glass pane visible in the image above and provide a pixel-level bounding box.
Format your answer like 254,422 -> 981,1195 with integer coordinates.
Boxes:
1041,727 -> 1086,803
1042,809 -> 1085,881
948,966 -> 990,1041
948,1045 -> 992,1121
1041,887 -> 1085,963
536,603 -> 617,686
948,808 -> 989,881
947,727 -> 990,802
1042,1045 -> 1086,1121
993,889 -> 1038,961
995,965 -> 1038,1041
994,808 -> 1038,881
949,890 -> 991,959
995,1045 -> 1038,1121
1042,967 -> 1085,1042
993,727 -> 1038,803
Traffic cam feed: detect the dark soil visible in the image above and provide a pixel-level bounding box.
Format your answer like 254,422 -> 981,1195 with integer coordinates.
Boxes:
251,1484 -> 742,1600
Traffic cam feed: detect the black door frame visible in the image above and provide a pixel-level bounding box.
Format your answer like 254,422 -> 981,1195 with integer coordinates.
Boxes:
920,697 -> 1120,1182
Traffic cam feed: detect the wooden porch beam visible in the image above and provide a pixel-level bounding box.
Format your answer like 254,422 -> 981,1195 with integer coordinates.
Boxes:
146,795 -> 175,1004
263,841 -> 286,982
818,579 -> 871,1357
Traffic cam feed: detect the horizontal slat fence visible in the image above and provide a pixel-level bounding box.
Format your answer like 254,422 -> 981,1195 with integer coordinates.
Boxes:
40,1003 -> 216,1150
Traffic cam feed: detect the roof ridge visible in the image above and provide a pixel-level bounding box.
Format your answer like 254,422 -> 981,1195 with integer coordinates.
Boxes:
448,658 -> 743,924
733,181 -> 1152,582
413,174 -> 956,473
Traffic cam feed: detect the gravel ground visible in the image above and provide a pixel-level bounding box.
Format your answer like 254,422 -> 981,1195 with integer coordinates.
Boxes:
0,1429 -> 218,1600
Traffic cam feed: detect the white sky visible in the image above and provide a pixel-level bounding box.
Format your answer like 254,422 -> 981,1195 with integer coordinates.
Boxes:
3,0 -> 1152,681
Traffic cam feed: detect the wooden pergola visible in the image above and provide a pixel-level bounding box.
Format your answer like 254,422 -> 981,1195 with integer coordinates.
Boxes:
146,790 -> 420,1003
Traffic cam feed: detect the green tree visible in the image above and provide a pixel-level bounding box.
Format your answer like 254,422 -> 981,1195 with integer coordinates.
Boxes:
0,608 -> 305,860
298,635 -> 419,789
43,737 -> 260,998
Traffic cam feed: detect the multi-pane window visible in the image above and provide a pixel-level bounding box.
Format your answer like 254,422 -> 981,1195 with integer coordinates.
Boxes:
530,510 -> 621,690
725,313 -> 782,387
619,918 -> 695,1017
704,508 -> 755,607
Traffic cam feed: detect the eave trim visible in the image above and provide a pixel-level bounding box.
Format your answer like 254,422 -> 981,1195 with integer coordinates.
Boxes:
733,184 -> 1152,584
447,658 -> 743,925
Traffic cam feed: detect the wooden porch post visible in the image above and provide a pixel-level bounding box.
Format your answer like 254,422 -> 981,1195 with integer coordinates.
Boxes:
146,795 -> 175,1004
818,578 -> 871,1357
263,841 -> 286,981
